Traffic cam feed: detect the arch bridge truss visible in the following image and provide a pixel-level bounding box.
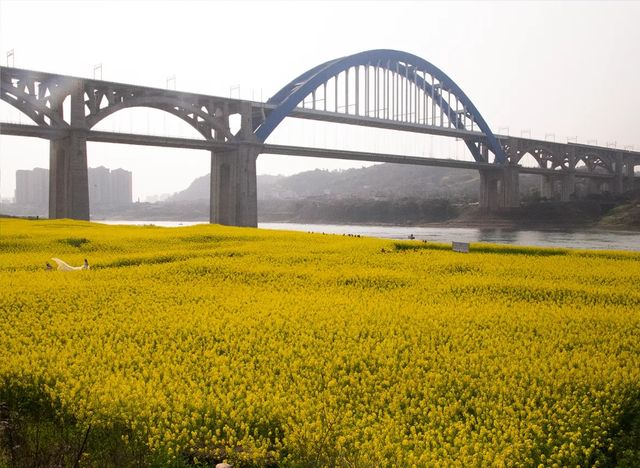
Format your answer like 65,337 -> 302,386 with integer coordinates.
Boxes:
255,49 -> 506,165
1,49 -> 639,226
0,67 -> 246,141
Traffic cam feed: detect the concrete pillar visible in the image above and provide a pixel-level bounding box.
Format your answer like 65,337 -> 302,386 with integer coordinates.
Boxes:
500,165 -> 520,208
573,178 -> 586,198
586,177 -> 601,195
48,79 -> 89,220
613,152 -> 624,194
540,175 -> 553,199
560,171 -> 576,201
210,145 -> 258,227
480,143 -> 489,162
237,144 -> 258,226
563,148 -> 577,201
479,166 -> 520,211
479,170 -> 499,212
210,150 -> 235,225
624,161 -> 635,192
210,101 -> 260,227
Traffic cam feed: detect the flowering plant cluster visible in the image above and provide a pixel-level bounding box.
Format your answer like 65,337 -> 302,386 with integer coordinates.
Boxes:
1,219 -> 639,465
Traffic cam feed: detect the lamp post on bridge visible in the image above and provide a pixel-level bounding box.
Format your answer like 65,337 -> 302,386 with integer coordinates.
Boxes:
230,85 -> 241,99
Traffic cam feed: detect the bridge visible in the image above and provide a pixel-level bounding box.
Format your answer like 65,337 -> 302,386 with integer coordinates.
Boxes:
1,49 -> 638,226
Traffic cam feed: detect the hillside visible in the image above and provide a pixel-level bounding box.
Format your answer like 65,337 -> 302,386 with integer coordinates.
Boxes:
107,166 -> 639,228
597,190 -> 640,228
169,164 -> 542,202
7,165 -> 632,228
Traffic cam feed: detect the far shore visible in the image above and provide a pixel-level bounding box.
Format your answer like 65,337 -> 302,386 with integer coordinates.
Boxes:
3,214 -> 637,233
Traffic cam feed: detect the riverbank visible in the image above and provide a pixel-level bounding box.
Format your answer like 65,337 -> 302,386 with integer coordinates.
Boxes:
421,204 -> 637,231
257,223 -> 640,251
257,199 -> 640,232
4,191 -> 639,233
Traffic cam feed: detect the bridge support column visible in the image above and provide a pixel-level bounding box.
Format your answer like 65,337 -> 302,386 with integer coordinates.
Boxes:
500,165 -> 520,208
613,152 -> 624,194
586,175 -> 600,195
624,161 -> 636,192
210,145 -> 259,227
210,102 -> 260,227
48,80 -> 90,220
479,170 -> 499,212
560,172 -> 576,201
563,149 -> 577,201
540,175 -> 553,199
479,166 -> 519,211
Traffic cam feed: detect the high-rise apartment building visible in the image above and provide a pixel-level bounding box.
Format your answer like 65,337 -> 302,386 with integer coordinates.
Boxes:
88,166 -> 112,206
15,166 -> 132,211
110,168 -> 133,206
88,166 -> 132,207
15,167 -> 49,208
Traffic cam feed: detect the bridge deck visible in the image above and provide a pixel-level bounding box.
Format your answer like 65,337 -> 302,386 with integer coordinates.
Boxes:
271,106 -> 489,142
0,123 -> 624,180
261,144 -> 495,171
2,66 -> 638,160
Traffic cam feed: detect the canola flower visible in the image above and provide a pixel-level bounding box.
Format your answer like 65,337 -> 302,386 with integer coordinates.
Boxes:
0,219 -> 639,466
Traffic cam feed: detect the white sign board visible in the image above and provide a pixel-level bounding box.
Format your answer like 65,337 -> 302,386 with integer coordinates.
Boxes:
452,241 -> 469,253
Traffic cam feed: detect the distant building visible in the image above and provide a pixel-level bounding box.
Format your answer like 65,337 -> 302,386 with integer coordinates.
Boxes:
144,193 -> 172,203
15,167 -> 48,208
13,166 -> 132,213
89,166 -> 132,207
88,166 -> 111,206
110,168 -> 133,206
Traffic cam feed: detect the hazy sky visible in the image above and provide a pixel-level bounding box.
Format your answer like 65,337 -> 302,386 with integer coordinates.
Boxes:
1,0 -> 639,200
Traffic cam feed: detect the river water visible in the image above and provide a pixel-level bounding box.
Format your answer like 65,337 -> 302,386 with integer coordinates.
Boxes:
97,220 -> 640,251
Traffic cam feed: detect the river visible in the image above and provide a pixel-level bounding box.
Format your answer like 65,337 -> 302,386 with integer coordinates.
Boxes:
97,220 -> 640,251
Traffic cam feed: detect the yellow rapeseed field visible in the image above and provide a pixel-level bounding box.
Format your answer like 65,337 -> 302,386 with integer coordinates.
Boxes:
1,218 -> 639,466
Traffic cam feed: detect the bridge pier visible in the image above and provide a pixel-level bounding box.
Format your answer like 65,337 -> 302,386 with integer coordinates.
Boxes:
561,172 -> 576,201
501,165 -> 520,208
540,175 -> 553,199
613,152 -> 624,195
479,170 -> 499,211
479,166 -> 519,211
210,145 -> 259,227
210,102 -> 259,227
48,80 -> 90,220
586,177 -> 602,195
624,161 -> 636,191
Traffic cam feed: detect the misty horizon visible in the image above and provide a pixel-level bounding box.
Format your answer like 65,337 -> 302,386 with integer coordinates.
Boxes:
1,1 -> 639,200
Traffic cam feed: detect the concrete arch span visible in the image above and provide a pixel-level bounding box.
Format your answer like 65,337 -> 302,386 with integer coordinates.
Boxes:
514,144 -> 569,170
85,95 -> 234,141
0,76 -> 69,128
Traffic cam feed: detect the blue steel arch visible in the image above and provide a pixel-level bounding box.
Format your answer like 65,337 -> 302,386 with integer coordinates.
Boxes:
255,49 -> 507,164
